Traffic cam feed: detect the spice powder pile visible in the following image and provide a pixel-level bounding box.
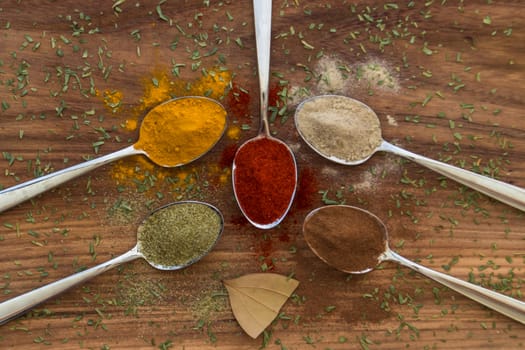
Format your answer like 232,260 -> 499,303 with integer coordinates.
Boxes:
295,95 -> 382,163
137,202 -> 222,267
135,97 -> 227,167
233,137 -> 297,226
303,205 -> 386,273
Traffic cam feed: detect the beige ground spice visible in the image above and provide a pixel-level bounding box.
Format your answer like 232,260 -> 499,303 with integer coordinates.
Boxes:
295,95 -> 382,163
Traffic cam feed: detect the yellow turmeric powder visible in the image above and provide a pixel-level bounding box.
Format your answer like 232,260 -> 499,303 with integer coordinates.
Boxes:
134,97 -> 227,167
141,70 -> 173,108
103,89 -> 124,113
226,124 -> 241,140
107,67 -> 233,197
185,69 -> 231,100
109,156 -> 201,197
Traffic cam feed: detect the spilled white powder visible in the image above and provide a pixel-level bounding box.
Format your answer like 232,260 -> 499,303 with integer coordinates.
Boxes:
312,56 -> 400,95
315,56 -> 349,94
355,59 -> 400,92
386,114 -> 398,126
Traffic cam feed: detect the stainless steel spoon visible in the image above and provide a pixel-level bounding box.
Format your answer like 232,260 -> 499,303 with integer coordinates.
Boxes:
231,0 -> 298,229
0,201 -> 224,325
303,205 -> 525,324
295,94 -> 525,212
0,96 -> 227,213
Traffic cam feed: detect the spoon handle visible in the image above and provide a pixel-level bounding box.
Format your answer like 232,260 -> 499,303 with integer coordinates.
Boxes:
0,248 -> 140,325
0,145 -> 140,213
383,249 -> 525,324
381,141 -> 525,212
253,0 -> 272,135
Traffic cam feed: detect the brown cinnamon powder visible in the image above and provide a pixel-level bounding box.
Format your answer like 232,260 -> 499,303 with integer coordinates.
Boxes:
303,205 -> 386,273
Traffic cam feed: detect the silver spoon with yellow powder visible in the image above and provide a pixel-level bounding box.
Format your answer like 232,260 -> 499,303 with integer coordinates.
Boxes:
0,201 -> 224,325
295,94 -> 525,212
0,96 -> 227,213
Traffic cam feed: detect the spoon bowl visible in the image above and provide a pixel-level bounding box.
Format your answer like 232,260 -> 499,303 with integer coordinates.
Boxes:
136,96 -> 227,167
232,0 -> 297,229
232,135 -> 298,229
303,205 -> 525,324
0,201 -> 224,325
0,96 -> 227,213
295,94 -> 525,212
137,201 -> 224,270
295,94 -> 380,166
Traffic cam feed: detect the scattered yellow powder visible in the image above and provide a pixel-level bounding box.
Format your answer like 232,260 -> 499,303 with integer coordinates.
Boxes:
111,155 -> 201,196
207,164 -> 231,185
141,70 -> 173,108
110,156 -> 160,185
187,70 -> 231,100
103,89 -> 124,113
172,169 -> 196,188
111,154 -> 231,197
226,124 -> 241,140
96,89 -> 124,113
219,169 -> 231,184
124,118 -> 138,131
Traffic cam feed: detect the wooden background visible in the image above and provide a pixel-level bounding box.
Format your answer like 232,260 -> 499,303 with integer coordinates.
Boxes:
1,1 -> 524,349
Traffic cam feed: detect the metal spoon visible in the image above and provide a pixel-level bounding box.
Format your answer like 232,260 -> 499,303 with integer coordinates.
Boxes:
0,200 -> 224,325
295,94 -> 525,212
231,0 -> 298,229
303,205 -> 525,324
0,96 -> 227,213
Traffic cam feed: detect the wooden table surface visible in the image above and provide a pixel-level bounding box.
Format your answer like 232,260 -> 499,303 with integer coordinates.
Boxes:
1,1 -> 524,349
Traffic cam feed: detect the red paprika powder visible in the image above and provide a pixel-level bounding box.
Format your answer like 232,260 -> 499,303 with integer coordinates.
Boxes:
226,82 -> 251,120
233,137 -> 297,227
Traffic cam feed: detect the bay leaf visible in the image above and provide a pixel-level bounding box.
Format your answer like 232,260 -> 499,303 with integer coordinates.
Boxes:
223,273 -> 299,339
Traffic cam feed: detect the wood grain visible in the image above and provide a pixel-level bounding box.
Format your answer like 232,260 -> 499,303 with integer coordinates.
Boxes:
1,1 -> 524,349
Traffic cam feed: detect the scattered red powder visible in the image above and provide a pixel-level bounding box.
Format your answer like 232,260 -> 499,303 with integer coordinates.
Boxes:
226,82 -> 251,120
219,143 -> 239,169
254,234 -> 275,271
295,167 -> 319,210
230,214 -> 248,226
268,82 -> 282,108
278,231 -> 290,242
